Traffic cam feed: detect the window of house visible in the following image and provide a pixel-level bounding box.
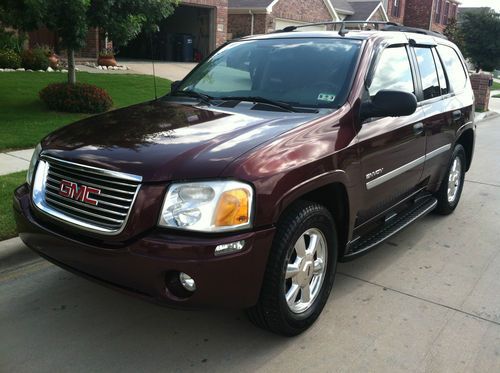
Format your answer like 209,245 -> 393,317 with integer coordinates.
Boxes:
437,45 -> 467,92
369,46 -> 414,96
443,1 -> 450,24
414,47 -> 441,100
450,4 -> 457,20
392,0 -> 400,18
435,0 -> 442,23
432,48 -> 449,95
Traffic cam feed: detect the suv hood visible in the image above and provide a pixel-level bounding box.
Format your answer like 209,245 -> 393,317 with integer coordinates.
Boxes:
42,100 -> 320,182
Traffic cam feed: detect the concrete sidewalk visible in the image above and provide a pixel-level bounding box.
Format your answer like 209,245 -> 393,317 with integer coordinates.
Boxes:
0,148 -> 34,176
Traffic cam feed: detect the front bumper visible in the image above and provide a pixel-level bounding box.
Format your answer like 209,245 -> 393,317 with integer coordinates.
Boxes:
13,184 -> 275,308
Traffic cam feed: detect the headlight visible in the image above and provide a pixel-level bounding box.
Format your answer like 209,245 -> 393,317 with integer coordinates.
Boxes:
158,180 -> 253,232
26,143 -> 42,185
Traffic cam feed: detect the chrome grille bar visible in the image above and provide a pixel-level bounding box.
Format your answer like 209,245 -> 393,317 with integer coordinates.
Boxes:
32,155 -> 142,235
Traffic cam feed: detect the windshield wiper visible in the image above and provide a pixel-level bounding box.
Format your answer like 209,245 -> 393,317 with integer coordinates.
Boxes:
170,90 -> 213,105
218,96 -> 301,113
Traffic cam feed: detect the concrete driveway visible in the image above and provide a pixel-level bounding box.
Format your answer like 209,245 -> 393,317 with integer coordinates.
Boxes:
1,116 -> 499,372
118,60 -> 197,81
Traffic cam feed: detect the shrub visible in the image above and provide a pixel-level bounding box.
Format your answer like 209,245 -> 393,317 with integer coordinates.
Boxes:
21,48 -> 49,71
39,83 -> 113,114
0,49 -> 21,69
0,30 -> 26,54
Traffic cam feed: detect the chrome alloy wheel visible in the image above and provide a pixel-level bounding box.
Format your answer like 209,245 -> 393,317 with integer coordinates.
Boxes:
447,157 -> 462,203
284,228 -> 328,314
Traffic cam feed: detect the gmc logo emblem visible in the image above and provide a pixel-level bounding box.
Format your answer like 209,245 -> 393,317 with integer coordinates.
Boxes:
59,179 -> 101,206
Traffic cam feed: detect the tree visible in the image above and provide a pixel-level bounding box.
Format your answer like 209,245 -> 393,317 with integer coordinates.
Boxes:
0,0 -> 178,84
460,9 -> 500,72
443,18 -> 465,54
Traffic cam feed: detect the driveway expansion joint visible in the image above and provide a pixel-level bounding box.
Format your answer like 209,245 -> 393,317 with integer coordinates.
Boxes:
338,272 -> 500,327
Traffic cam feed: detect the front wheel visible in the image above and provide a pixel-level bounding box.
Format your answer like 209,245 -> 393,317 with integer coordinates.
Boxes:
246,201 -> 338,336
435,144 -> 466,215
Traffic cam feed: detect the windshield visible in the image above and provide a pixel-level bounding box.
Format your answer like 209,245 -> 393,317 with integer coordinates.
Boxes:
176,38 -> 362,109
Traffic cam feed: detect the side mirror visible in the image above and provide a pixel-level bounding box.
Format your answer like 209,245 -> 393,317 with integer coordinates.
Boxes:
170,80 -> 182,93
360,90 -> 417,121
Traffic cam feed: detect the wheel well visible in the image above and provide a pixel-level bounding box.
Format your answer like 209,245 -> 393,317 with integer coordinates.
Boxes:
299,183 -> 349,258
456,129 -> 474,171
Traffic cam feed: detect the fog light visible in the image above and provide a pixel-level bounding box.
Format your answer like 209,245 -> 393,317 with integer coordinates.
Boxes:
215,240 -> 245,256
179,272 -> 196,292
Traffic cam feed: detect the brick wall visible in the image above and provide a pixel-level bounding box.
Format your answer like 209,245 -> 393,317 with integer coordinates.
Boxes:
182,0 -> 228,47
269,0 -> 333,30
470,72 -> 493,112
386,0 -> 406,24
228,14 -> 252,38
404,0 -> 433,29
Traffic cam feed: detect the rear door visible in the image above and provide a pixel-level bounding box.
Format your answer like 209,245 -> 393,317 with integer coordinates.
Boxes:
415,43 -> 473,190
356,44 -> 427,224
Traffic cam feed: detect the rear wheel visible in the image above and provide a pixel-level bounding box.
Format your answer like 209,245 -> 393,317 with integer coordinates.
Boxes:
247,201 -> 338,336
435,144 -> 466,215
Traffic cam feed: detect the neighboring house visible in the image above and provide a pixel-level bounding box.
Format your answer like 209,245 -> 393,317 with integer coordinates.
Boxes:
227,0 -> 388,38
384,0 -> 460,32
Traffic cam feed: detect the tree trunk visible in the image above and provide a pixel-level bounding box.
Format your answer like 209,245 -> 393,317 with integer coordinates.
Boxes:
68,49 -> 76,85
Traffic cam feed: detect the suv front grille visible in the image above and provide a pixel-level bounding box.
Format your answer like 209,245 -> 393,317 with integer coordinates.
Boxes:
32,155 -> 142,235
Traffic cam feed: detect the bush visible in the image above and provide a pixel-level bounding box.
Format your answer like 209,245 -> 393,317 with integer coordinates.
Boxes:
0,49 -> 21,69
0,30 -> 26,54
39,83 -> 113,114
21,48 -> 49,71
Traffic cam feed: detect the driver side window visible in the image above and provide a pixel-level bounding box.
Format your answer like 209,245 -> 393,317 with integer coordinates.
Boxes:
369,46 -> 415,97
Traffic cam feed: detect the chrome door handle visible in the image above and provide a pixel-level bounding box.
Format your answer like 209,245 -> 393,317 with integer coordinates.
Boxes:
413,122 -> 424,136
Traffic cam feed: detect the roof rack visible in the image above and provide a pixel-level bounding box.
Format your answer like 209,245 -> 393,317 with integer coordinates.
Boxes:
381,24 -> 448,39
277,21 -> 400,36
276,21 -> 447,39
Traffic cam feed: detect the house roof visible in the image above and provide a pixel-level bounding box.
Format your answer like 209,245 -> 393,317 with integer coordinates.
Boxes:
345,1 -> 381,20
227,0 -> 275,10
331,0 -> 355,14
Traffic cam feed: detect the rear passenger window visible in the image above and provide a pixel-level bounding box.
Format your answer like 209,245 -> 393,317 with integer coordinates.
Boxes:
369,46 -> 414,96
433,48 -> 449,95
437,45 -> 467,92
414,47 -> 440,100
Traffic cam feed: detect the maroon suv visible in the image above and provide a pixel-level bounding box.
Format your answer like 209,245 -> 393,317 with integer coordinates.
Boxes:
14,23 -> 475,336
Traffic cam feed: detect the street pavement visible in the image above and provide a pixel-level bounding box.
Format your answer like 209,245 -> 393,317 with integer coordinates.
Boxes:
1,117 -> 500,373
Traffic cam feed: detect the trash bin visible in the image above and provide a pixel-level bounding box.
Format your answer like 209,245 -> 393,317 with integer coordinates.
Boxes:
174,34 -> 194,62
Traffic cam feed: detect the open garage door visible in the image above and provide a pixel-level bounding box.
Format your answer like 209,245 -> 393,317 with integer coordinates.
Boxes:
275,18 -> 327,32
118,5 -> 215,62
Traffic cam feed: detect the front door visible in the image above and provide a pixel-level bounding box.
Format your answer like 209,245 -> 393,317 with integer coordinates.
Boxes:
356,45 -> 427,224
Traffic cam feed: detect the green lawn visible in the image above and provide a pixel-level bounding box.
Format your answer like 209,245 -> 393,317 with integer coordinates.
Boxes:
492,81 -> 500,91
0,72 -> 171,151
493,94 -> 500,99
0,171 -> 25,241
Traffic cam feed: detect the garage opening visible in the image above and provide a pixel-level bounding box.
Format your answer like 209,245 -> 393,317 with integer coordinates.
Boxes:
118,5 -> 214,62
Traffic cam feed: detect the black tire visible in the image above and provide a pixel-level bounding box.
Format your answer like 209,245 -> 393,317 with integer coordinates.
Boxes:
246,200 -> 338,336
435,144 -> 466,215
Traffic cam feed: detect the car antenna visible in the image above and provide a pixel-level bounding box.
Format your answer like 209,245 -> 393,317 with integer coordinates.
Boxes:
150,32 -> 158,100
338,21 -> 349,37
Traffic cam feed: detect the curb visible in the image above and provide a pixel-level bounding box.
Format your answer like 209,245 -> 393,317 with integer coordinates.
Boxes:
475,110 -> 500,123
0,237 -> 41,274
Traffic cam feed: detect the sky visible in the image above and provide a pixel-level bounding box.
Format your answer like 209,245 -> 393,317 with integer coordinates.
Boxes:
458,0 -> 500,12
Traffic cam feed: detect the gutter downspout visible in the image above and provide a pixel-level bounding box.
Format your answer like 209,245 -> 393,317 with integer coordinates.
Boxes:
249,10 -> 255,35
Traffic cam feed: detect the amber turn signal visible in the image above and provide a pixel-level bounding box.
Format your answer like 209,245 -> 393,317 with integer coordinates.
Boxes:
214,188 -> 250,226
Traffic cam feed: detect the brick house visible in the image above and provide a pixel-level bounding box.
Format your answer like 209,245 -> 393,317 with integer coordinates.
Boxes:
227,0 -> 388,38
384,0 -> 460,32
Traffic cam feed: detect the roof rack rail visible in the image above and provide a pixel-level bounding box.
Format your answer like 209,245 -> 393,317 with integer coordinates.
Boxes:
276,20 -> 447,39
277,21 -> 400,36
381,24 -> 448,39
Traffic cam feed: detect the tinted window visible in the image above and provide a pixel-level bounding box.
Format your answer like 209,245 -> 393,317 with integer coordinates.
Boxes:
437,45 -> 467,92
432,48 -> 449,95
178,38 -> 362,109
369,47 -> 414,96
414,47 -> 441,100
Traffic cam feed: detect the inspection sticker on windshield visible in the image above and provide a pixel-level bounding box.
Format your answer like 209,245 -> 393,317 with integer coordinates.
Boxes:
318,93 -> 336,102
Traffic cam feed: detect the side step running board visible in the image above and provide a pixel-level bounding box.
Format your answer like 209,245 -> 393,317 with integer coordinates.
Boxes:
344,196 -> 437,258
